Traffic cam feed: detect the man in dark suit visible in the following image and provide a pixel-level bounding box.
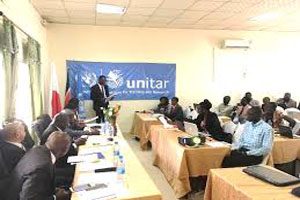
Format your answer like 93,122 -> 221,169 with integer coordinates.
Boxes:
0,122 -> 26,199
90,75 -> 110,123
41,112 -> 86,187
166,97 -> 184,130
6,131 -> 71,200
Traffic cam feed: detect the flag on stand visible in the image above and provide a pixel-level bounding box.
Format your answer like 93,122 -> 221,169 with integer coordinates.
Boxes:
64,70 -> 71,106
50,63 -> 62,117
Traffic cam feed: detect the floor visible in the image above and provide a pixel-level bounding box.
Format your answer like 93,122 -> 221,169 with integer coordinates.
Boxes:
124,134 -> 204,200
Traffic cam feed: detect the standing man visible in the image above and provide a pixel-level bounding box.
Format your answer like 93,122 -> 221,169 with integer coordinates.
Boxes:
91,75 -> 110,123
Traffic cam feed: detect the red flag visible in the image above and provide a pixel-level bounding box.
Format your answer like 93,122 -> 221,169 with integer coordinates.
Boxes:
50,63 -> 62,117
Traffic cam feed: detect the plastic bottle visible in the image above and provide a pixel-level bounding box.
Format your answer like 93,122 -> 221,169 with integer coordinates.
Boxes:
113,142 -> 120,166
116,155 -> 125,182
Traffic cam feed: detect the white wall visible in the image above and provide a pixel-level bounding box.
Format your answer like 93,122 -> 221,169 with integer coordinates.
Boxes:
46,23 -> 300,132
0,0 -> 49,112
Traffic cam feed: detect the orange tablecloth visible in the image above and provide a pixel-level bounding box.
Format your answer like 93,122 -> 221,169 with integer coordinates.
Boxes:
130,113 -> 161,150
149,125 -> 230,198
204,167 -> 300,200
272,136 -> 300,164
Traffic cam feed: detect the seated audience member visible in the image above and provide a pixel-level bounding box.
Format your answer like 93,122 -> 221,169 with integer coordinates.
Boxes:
0,121 -> 26,175
166,97 -> 184,122
216,96 -> 234,117
6,131 -> 72,200
153,96 -> 170,115
3,119 -> 34,150
232,97 -> 252,124
194,99 -> 232,143
222,107 -> 273,168
244,92 -> 253,104
64,98 -> 86,128
273,107 -> 300,135
184,105 -> 198,120
276,92 -> 297,109
41,112 -> 86,187
61,109 -> 98,138
166,97 -> 184,130
262,102 -> 277,126
261,97 -> 271,112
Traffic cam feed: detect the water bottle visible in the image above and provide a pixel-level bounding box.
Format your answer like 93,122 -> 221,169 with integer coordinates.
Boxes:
78,100 -> 86,119
104,121 -> 110,135
113,142 -> 120,166
116,155 -> 125,182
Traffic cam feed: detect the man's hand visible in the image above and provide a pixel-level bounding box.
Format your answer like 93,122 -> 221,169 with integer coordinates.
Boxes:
55,188 -> 70,200
74,137 -> 87,146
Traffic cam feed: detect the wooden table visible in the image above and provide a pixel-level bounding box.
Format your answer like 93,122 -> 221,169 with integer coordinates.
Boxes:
272,135 -> 300,164
130,113 -> 161,150
149,125 -> 231,198
71,130 -> 162,200
204,166 -> 300,200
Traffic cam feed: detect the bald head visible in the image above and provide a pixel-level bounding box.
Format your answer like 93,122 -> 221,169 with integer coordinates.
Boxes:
2,121 -> 25,143
45,131 -> 71,159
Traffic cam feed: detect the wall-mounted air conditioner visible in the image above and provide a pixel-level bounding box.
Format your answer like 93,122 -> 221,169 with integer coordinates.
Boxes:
221,39 -> 251,49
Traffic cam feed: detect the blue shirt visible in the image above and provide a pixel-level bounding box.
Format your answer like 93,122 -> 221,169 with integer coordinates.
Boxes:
235,120 -> 273,156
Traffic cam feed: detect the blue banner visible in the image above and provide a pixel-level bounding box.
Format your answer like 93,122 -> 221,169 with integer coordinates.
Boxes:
67,60 -> 176,101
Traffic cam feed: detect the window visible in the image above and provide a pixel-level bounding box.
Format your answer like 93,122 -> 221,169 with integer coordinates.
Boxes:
0,50 -> 5,126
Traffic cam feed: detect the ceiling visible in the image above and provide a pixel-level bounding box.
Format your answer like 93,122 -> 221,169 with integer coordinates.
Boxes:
30,0 -> 300,31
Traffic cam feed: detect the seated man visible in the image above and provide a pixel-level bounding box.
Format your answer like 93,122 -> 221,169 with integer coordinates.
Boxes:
166,97 -> 184,130
261,97 -> 271,112
222,107 -> 273,168
194,99 -> 232,143
231,97 -> 252,124
277,92 -> 297,109
153,96 -> 170,115
6,131 -> 71,200
41,113 -> 86,187
61,109 -> 98,139
216,96 -> 233,117
0,121 -> 26,175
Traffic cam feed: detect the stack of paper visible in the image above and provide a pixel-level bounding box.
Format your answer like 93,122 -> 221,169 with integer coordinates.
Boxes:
67,154 -> 99,164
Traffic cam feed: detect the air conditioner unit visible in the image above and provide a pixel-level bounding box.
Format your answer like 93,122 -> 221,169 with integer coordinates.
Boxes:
221,39 -> 251,49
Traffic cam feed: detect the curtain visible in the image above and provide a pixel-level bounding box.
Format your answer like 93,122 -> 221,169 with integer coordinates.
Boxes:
27,38 -> 43,120
1,17 -> 19,120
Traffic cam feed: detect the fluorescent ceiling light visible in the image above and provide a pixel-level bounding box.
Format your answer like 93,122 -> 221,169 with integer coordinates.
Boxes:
251,12 -> 281,22
96,4 -> 126,15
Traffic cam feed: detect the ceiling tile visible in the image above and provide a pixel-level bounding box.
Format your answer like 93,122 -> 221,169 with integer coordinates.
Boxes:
169,18 -> 199,25
125,7 -> 156,16
153,9 -> 184,18
202,11 -> 234,20
122,15 -> 149,22
96,20 -> 120,26
160,0 -> 197,9
190,1 -> 225,11
68,10 -> 96,18
216,2 -> 255,13
147,16 -> 173,24
64,2 -> 95,11
97,14 -> 122,20
37,8 -> 68,18
130,0 -> 163,8
120,21 -> 144,27
179,10 -> 209,19
31,0 -> 64,9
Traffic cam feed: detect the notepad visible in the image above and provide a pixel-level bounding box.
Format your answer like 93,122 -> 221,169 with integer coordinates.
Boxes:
67,153 -> 104,164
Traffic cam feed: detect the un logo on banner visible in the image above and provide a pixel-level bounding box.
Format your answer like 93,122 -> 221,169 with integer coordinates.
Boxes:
106,70 -> 124,89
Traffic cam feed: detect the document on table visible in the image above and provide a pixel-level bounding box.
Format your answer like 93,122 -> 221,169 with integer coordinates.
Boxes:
67,154 -> 99,164
206,141 -> 231,148
76,186 -> 117,200
84,116 -> 99,123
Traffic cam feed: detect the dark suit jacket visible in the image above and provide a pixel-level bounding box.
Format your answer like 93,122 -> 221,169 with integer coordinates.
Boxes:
6,145 -> 55,200
90,84 -> 110,111
40,125 -> 77,169
0,139 -> 25,177
166,104 -> 184,122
